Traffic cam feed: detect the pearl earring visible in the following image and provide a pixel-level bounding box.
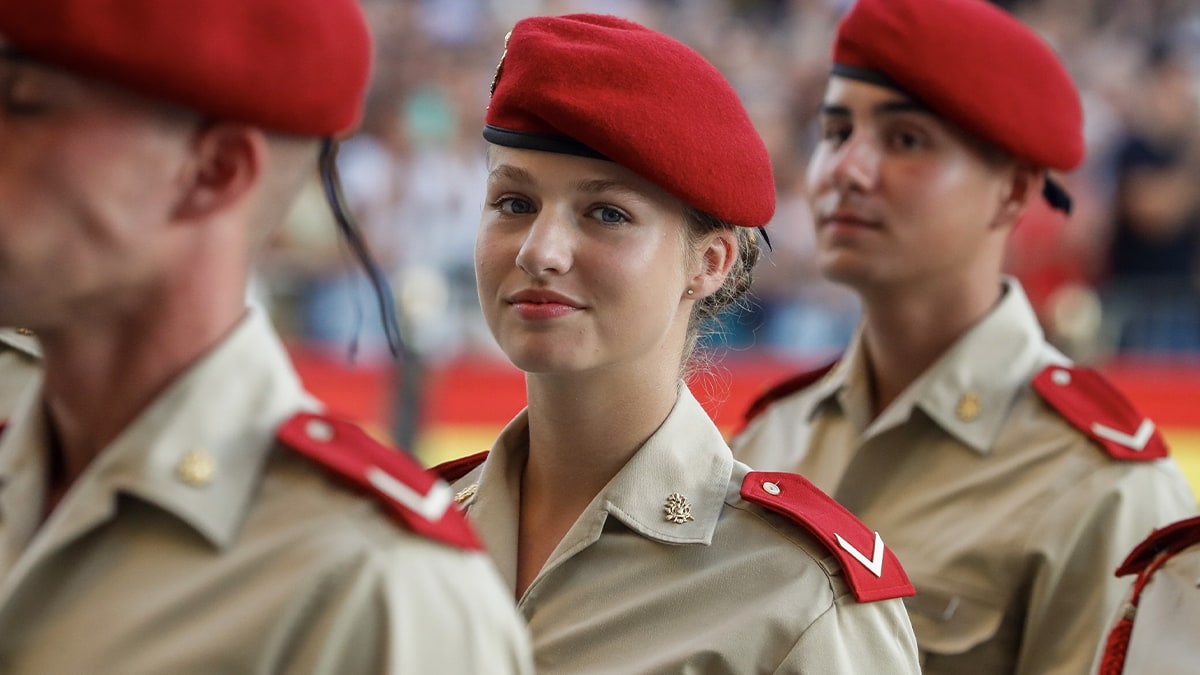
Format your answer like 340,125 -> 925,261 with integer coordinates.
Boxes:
686,289 -> 695,296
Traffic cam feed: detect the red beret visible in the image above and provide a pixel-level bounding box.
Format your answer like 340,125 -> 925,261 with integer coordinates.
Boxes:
833,0 -> 1084,171
484,14 -> 775,228
0,0 -> 372,136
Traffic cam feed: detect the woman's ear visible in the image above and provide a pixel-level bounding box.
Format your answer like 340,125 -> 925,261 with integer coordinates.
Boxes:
687,229 -> 737,300
171,123 -> 266,222
993,163 -> 1044,230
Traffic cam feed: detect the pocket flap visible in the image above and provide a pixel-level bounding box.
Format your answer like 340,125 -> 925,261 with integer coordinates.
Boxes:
905,580 -> 1005,655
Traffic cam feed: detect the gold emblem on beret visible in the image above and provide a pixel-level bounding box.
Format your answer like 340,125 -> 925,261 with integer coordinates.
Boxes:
176,450 -> 216,487
955,392 -> 981,422
664,492 -> 694,525
490,30 -> 512,96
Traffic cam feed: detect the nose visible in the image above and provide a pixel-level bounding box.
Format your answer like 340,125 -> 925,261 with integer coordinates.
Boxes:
515,210 -> 573,277
827,134 -> 879,193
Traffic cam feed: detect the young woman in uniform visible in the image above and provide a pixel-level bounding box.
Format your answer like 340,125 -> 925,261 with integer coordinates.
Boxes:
438,13 -> 921,674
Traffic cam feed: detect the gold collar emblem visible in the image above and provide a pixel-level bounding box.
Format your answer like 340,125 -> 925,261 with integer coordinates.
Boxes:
664,492 -> 694,525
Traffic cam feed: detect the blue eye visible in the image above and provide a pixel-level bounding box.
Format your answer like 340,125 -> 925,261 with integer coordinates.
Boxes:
590,206 -> 629,225
494,196 -> 535,215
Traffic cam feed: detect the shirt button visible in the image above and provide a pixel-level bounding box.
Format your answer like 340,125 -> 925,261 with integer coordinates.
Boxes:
1051,369 -> 1072,386
762,481 -> 781,496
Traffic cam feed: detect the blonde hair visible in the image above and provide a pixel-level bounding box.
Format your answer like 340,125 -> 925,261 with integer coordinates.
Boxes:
681,206 -> 761,376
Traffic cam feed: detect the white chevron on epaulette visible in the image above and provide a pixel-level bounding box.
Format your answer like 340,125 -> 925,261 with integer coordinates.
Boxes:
365,468 -> 454,521
1091,419 -> 1155,451
835,531 -> 885,577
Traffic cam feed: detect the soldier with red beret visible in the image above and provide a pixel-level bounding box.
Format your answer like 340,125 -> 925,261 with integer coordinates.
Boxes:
436,13 -> 920,673
0,1 -> 534,672
733,0 -> 1196,673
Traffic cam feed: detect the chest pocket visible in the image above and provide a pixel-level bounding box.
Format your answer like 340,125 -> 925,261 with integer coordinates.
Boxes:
905,579 -> 1013,672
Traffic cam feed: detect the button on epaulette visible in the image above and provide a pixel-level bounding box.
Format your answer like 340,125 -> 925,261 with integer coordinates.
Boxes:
277,412 -> 481,551
741,471 -> 915,603
1032,365 -> 1168,461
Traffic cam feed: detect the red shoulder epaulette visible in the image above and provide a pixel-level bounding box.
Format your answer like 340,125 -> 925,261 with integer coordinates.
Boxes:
277,411 -> 481,551
431,450 -> 489,483
1115,515 -> 1200,577
1031,364 -> 1168,461
741,471 -> 915,603
740,359 -> 839,431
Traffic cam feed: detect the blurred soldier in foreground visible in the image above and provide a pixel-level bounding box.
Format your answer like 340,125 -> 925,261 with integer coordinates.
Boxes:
0,1 -> 532,672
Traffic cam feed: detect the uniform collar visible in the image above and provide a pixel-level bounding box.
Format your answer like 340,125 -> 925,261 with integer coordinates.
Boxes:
821,278 -> 1050,454
463,385 -> 733,591
0,328 -> 41,360
598,386 -> 731,544
0,308 -> 315,551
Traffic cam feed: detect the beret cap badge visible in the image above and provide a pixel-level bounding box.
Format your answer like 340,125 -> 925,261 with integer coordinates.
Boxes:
490,30 -> 512,96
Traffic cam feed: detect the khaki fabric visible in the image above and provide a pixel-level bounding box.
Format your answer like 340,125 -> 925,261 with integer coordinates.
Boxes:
734,279 -> 1197,675
1100,543 -> 1200,675
0,310 -> 533,675
452,386 -> 920,674
0,330 -> 39,423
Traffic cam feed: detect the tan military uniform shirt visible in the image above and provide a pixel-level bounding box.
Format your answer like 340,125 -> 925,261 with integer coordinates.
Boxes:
734,279 -> 1197,675
0,309 -> 533,674
0,330 -> 39,421
452,386 -> 920,674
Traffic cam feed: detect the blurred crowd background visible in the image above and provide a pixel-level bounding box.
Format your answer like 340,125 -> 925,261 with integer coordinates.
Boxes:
259,0 -> 1200,393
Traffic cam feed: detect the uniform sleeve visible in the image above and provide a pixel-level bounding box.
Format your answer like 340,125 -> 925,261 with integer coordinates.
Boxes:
774,595 -> 921,673
1016,458 -> 1196,675
280,541 -> 535,675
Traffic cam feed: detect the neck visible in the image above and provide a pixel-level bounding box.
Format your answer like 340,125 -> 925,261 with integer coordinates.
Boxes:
521,362 -> 680,508
858,274 -> 1004,416
36,275 -> 248,486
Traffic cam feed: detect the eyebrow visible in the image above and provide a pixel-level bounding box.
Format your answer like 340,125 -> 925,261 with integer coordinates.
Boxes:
572,178 -> 644,198
487,165 -> 646,199
486,164 -> 536,185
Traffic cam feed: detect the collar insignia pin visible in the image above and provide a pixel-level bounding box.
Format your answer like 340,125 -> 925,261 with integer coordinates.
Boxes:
664,492 -> 694,525
454,483 -> 478,506
956,392 -> 981,422
176,450 -> 216,487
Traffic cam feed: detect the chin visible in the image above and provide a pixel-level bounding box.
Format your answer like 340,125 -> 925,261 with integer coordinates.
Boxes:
498,343 -> 584,375
817,254 -> 872,288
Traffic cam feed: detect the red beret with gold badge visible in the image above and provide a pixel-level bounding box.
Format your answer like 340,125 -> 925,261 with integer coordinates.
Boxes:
0,0 -> 372,136
832,0 -> 1084,172
484,14 -> 775,229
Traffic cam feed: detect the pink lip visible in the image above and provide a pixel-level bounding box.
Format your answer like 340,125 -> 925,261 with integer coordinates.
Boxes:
507,288 -> 584,321
819,210 -> 882,230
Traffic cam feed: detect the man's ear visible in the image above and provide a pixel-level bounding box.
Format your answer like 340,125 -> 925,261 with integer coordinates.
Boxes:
687,229 -> 737,300
171,123 -> 266,222
994,163 -> 1044,230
